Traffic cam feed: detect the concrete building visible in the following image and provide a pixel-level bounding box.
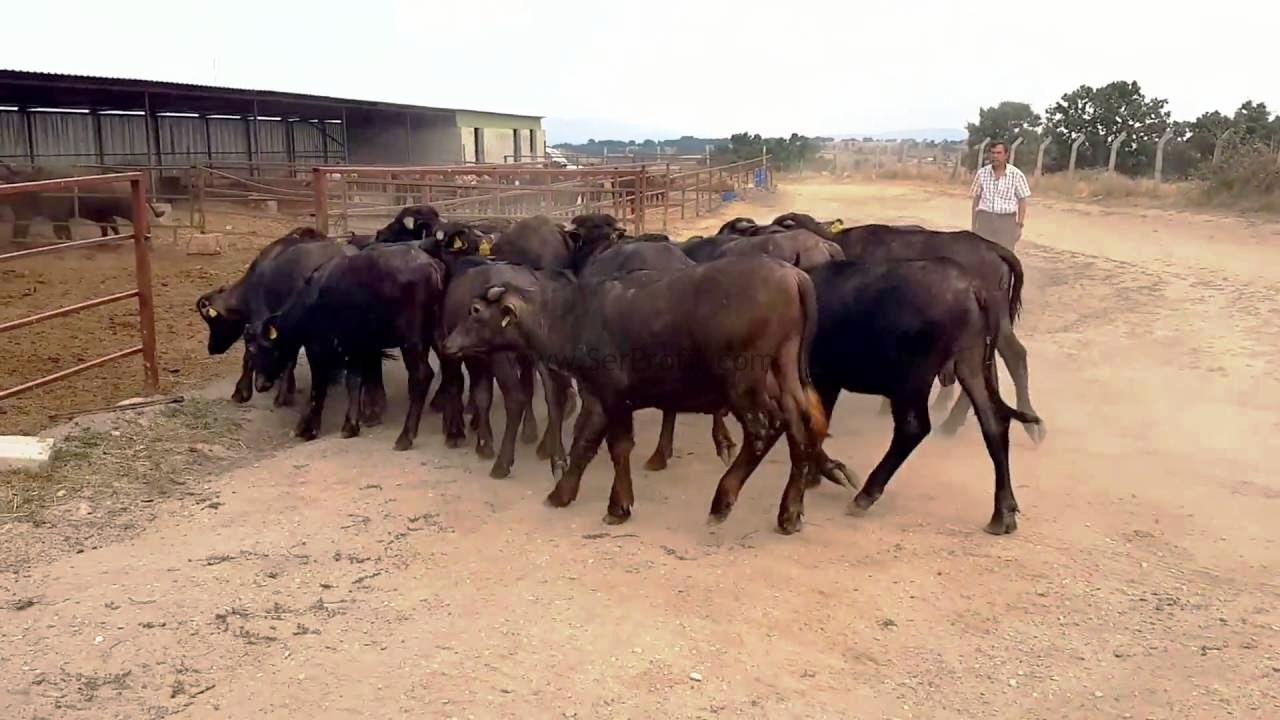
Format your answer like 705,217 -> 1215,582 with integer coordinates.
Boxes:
0,69 -> 545,170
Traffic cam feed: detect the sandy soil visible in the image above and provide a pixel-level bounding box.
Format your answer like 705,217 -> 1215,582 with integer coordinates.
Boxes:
3,180 -> 1280,719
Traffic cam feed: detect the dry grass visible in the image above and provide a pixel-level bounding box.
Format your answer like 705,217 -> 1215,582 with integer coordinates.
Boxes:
793,162 -> 1280,216
0,398 -> 270,522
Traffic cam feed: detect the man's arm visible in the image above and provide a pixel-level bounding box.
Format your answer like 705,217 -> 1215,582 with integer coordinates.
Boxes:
1014,170 -> 1031,226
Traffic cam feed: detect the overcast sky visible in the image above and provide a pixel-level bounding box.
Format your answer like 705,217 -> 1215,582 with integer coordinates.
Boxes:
2,0 -> 1275,141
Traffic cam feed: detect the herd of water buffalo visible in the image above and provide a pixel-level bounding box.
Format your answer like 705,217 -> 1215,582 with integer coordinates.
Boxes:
194,205 -> 1045,536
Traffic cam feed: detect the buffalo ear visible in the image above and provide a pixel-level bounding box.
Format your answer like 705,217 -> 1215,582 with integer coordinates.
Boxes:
611,227 -> 626,241
483,285 -> 507,303
499,303 -> 518,328
564,229 -> 583,245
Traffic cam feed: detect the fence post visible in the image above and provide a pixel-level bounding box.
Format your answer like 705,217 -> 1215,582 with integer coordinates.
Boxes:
1154,128 -> 1174,182
1068,136 -> 1085,178
1107,131 -> 1128,173
976,138 -> 991,170
899,141 -> 910,162
1009,137 -> 1024,166
636,165 -> 648,234
951,145 -> 966,179
129,176 -> 159,396
1035,139 -> 1051,177
312,168 -> 330,235
1212,127 -> 1235,165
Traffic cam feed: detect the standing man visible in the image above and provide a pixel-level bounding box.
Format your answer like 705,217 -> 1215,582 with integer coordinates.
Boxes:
970,140 -> 1031,250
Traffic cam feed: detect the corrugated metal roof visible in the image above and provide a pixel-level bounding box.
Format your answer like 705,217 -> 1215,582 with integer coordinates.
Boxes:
0,69 -> 544,120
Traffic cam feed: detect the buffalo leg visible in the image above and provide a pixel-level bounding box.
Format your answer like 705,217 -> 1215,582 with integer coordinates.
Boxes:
643,411 -> 678,471
467,378 -> 482,431
711,410 -> 736,466
535,366 -> 571,481
440,355 -> 468,449
708,403 -> 779,523
296,350 -> 337,441
428,346 -> 452,413
602,410 -> 637,524
546,397 -> 608,508
516,354 -> 540,445
847,385 -> 932,516
231,347 -> 254,403
469,360 -> 496,460
812,378 -> 861,489
489,353 -> 529,478
339,357 -> 367,439
776,416 -> 820,535
938,327 -> 1043,444
360,361 -> 386,426
393,344 -> 434,451
273,355 -> 298,407
957,346 -> 1022,533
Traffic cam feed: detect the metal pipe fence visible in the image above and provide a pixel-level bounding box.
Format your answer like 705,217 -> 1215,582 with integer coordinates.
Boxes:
0,171 -> 159,402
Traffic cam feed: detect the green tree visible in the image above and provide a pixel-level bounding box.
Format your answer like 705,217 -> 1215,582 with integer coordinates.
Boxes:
964,101 -> 1042,169
1042,81 -> 1171,175
712,132 -> 822,171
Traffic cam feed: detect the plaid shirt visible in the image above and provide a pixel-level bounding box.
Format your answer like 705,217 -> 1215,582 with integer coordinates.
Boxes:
970,163 -> 1031,215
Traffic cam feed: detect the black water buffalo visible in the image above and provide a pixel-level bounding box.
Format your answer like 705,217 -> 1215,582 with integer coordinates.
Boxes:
432,222 -> 568,477
491,214 -> 575,269
246,242 -> 447,450
806,257 -> 1042,534
440,254 -> 846,535
372,204 -> 441,244
195,227 -> 380,411
716,228 -> 846,271
775,213 -> 1042,443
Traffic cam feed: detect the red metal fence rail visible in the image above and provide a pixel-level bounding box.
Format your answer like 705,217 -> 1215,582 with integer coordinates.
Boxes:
0,172 -> 159,403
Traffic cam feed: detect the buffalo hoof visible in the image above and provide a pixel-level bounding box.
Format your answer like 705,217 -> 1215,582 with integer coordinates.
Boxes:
444,434 -> 466,449
846,489 -> 880,516
603,506 -> 631,525
231,388 -> 252,404
983,508 -> 1019,535
705,512 -> 728,526
776,510 -> 804,535
820,459 -> 860,489
340,421 -> 360,439
1024,419 -> 1047,445
392,434 -> 413,451
361,410 -> 384,427
717,443 -> 736,468
489,462 -> 511,479
549,457 -> 568,483
295,424 -> 319,442
475,441 -> 495,460
544,489 -> 573,508
643,452 -> 668,472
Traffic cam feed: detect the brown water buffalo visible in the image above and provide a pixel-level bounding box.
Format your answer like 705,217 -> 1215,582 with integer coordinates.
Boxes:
440,254 -> 848,534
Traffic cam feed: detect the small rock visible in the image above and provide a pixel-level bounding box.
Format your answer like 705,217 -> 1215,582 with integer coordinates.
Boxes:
1094,691 -> 1104,698
689,672 -> 703,682
1008,679 -> 1018,688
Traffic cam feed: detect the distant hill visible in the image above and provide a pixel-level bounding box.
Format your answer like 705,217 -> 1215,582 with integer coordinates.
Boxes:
543,117 -> 684,146
827,128 -> 967,142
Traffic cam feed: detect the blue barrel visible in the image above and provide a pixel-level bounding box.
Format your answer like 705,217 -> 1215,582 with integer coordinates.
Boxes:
752,167 -> 767,188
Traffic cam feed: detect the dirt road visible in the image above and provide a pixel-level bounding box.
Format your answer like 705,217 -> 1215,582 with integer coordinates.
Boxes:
4,181 -> 1279,719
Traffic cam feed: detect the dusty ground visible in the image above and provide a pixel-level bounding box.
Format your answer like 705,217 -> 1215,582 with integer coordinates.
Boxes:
4,180 -> 1280,719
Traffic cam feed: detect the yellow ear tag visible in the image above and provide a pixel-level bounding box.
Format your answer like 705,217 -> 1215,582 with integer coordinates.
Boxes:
267,326 -> 278,340
500,314 -> 512,328
479,238 -> 492,257
205,306 -> 219,318
828,219 -> 843,233
451,238 -> 464,250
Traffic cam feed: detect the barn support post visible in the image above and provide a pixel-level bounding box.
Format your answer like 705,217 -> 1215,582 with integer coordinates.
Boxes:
1154,128 -> 1174,182
251,99 -> 262,177
143,91 -> 160,194
1107,131 -> 1128,173
341,108 -> 350,164
22,107 -> 36,163
1068,136 -> 1085,178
